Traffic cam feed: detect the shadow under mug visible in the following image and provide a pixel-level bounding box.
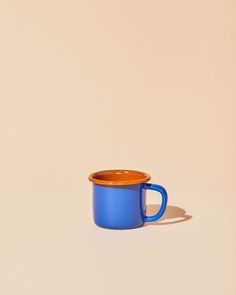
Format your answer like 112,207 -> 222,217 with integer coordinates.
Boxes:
89,170 -> 168,229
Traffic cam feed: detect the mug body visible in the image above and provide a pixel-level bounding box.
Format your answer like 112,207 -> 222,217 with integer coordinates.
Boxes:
93,183 -> 146,229
89,170 -> 168,229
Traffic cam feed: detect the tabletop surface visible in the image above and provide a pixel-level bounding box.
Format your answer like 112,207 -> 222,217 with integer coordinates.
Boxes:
1,187 -> 235,295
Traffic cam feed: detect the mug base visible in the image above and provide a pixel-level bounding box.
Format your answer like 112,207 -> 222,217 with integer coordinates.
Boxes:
94,222 -> 144,230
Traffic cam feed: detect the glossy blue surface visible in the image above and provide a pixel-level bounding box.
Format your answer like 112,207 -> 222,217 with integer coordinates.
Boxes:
93,182 -> 168,229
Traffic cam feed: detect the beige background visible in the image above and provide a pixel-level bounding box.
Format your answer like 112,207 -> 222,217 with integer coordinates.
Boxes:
0,0 -> 236,294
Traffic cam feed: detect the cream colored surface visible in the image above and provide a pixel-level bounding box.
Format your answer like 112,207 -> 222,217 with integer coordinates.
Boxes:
0,1 -> 236,294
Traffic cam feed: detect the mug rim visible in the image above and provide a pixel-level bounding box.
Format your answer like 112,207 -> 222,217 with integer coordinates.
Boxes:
88,169 -> 151,186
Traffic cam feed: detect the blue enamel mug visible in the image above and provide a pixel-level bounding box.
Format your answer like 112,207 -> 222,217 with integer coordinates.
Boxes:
89,170 -> 168,229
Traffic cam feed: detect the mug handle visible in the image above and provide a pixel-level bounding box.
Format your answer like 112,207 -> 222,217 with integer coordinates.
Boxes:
144,183 -> 168,222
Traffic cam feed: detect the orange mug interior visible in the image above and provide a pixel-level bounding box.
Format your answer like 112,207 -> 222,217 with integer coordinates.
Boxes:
88,170 -> 151,186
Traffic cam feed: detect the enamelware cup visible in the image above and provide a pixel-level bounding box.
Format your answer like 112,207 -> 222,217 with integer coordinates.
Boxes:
89,170 -> 168,229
